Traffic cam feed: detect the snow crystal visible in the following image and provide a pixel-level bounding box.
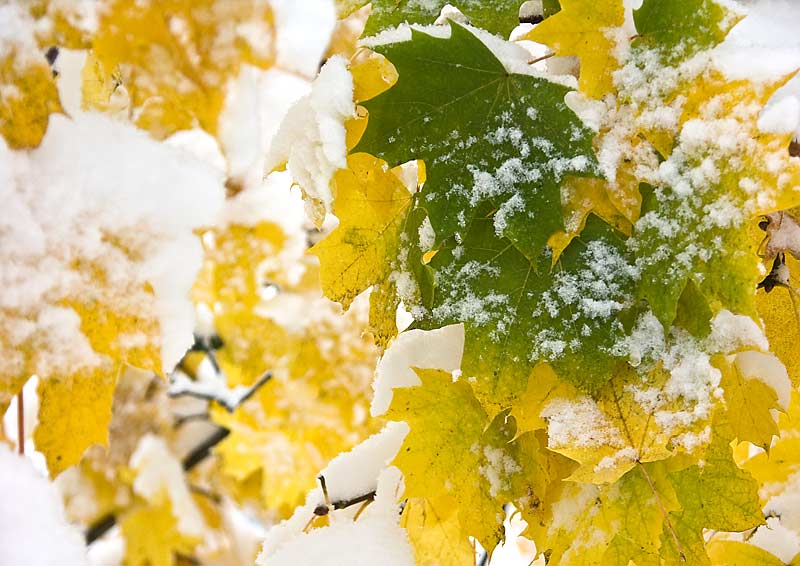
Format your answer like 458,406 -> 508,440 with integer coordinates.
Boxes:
759,96 -> 800,135
478,445 -> 521,498
434,4 -> 470,26
314,422 -> 409,504
593,447 -> 639,474
0,446 -> 88,566
542,397 -> 625,449
130,434 -> 205,537
264,56 -> 354,222
371,324 -> 465,417
417,215 -> 436,251
258,426 -> 411,565
547,483 -> 599,535
0,4 -> 39,61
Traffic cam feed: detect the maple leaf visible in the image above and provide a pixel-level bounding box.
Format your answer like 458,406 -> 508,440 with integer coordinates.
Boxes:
400,497 -> 476,566
707,540 -> 785,566
311,153 -> 416,310
0,6 -> 62,149
633,0 -> 742,66
34,367 -> 118,476
387,368 -> 564,554
120,499 -> 200,566
531,431 -> 762,566
527,462 -> 678,566
356,23 -> 600,260
90,0 -> 276,139
524,0 -> 625,99
360,0 -> 524,37
548,175 -> 634,260
717,353 -> 782,450
630,72 -> 800,328
662,433 -> 764,564
419,207 -> 636,406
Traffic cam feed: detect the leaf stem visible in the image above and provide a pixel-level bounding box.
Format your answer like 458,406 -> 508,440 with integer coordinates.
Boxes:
528,52 -> 557,65
637,461 -> 685,562
17,389 -> 24,455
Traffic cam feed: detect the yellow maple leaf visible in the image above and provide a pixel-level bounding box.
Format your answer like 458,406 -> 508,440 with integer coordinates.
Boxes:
717,354 -> 781,450
91,0 -> 276,139
707,540 -> 785,566
400,497 -> 475,566
120,499 -> 200,566
524,0 -> 624,99
388,369 -> 561,554
34,365 -> 119,476
0,43 -> 62,149
311,153 -> 415,310
528,462 -> 677,566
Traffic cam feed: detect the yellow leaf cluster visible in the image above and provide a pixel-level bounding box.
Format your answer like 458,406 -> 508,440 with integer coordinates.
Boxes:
523,0 -> 624,99
90,0 -> 276,139
0,45 -> 61,149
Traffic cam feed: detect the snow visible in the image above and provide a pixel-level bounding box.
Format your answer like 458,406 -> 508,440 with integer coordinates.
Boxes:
750,517 -> 800,563
735,351 -> 791,410
0,446 -> 89,566
257,468 -> 413,566
272,0 -> 337,78
264,56 -> 354,223
477,444 -> 521,498
314,421 -> 409,504
257,425 -> 411,566
219,67 -> 311,190
542,397 -> 626,450
130,434 -> 205,537
371,324 -> 465,417
434,4 -> 470,26
168,371 -> 265,411
0,113 -> 224,377
0,4 -> 38,62
363,21 -> 574,85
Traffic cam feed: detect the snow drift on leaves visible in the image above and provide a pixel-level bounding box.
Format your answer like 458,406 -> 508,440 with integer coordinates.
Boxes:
0,113 -> 224,377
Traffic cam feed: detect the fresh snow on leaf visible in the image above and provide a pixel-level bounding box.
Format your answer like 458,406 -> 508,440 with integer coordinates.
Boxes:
265,56 -> 355,226
356,22 -> 600,260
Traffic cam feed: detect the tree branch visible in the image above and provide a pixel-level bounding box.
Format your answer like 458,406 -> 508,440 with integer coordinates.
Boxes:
168,371 -> 272,412
85,425 -> 231,544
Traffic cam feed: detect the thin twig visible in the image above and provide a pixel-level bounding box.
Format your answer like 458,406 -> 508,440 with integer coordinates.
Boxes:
168,371 -> 272,413
637,462 -> 685,562
528,52 -> 556,66
182,427 -> 230,472
16,389 -> 24,455
86,425 -> 231,544
174,412 -> 210,428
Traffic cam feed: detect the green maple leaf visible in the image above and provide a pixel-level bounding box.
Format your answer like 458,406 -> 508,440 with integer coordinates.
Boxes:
418,206 -> 636,406
360,1 -> 524,37
633,0 -> 741,65
631,185 -> 759,329
356,23 -> 600,260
